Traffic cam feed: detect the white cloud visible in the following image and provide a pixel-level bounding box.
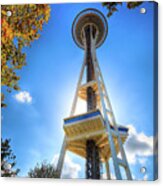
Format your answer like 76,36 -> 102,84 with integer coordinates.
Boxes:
132,174 -> 136,180
138,157 -> 147,165
143,174 -> 148,181
52,154 -> 81,179
125,125 -> 153,164
102,173 -> 116,180
14,91 -> 32,103
101,173 -> 107,179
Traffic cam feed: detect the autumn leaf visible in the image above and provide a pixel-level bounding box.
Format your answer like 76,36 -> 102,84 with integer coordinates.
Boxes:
102,2 -> 143,18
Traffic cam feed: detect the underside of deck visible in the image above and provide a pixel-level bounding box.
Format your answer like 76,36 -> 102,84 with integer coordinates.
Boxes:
63,110 -> 129,162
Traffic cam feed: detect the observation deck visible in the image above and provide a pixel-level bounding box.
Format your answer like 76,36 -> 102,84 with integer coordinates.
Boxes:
72,8 -> 108,49
63,110 -> 129,162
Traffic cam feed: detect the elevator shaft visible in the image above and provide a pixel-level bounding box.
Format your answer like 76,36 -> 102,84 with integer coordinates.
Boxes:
84,25 -> 100,179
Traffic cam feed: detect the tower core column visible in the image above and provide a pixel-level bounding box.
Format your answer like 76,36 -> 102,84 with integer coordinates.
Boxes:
82,24 -> 100,179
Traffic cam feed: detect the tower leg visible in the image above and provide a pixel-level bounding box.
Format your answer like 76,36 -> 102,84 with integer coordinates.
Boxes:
105,160 -> 111,180
55,137 -> 67,178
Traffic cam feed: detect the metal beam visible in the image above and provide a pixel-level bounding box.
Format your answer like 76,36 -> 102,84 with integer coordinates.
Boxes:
55,137 -> 67,178
105,160 -> 111,180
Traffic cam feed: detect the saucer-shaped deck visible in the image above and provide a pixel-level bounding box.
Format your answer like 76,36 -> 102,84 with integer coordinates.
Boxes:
72,8 -> 108,49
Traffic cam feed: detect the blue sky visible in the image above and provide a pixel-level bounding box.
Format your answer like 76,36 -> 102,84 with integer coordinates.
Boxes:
2,2 -> 157,180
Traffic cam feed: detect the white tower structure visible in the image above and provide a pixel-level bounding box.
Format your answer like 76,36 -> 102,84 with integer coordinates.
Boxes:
55,8 -> 132,180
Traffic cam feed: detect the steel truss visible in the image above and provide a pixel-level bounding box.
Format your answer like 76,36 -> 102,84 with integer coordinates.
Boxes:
55,23 -> 132,180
